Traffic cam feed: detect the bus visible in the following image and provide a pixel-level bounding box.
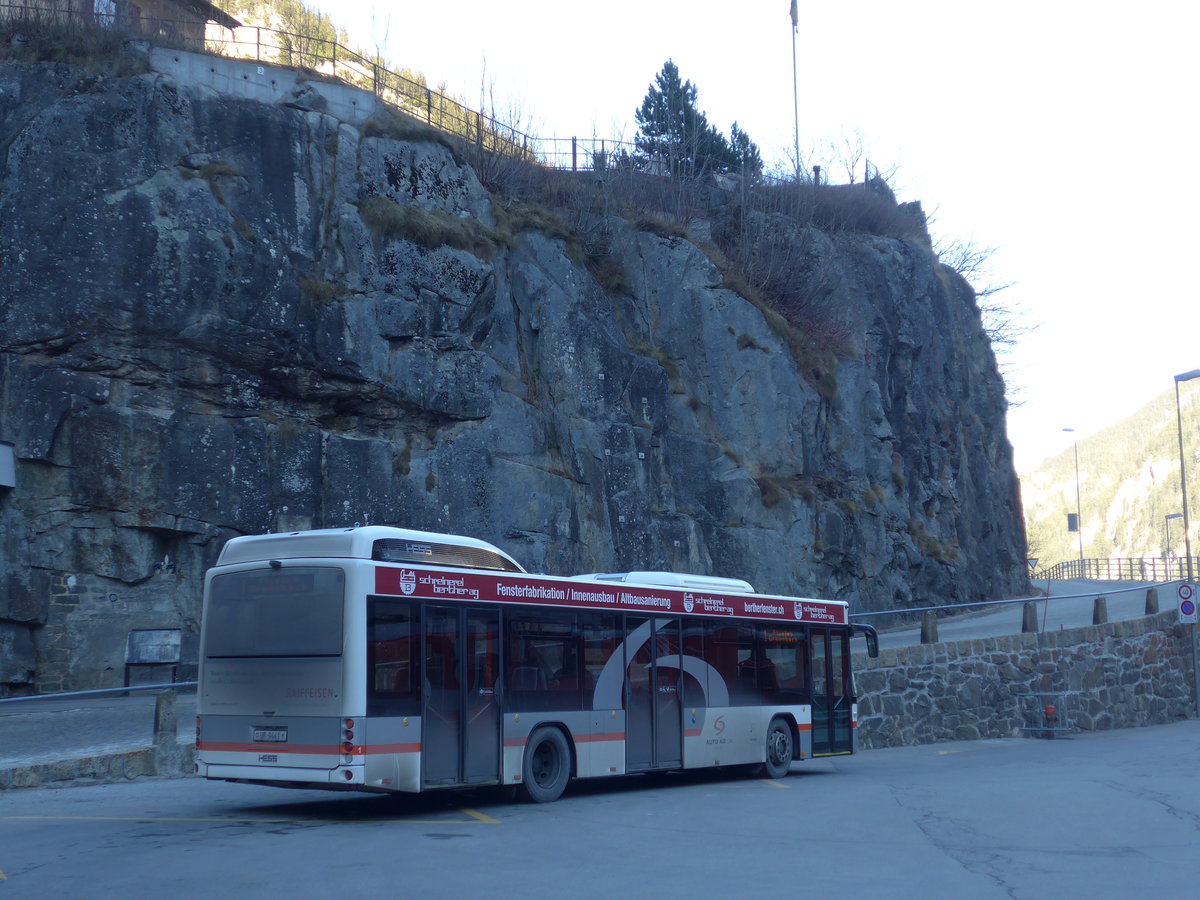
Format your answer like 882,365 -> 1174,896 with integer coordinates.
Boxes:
196,526 -> 878,802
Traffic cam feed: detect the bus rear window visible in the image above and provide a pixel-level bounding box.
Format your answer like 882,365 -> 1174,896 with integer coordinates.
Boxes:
205,567 -> 345,658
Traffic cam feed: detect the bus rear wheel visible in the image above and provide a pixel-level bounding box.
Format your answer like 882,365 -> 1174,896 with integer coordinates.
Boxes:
762,717 -> 794,779
518,726 -> 571,803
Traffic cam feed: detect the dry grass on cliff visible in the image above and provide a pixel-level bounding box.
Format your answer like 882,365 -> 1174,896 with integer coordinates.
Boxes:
0,15 -> 154,76
355,196 -> 507,260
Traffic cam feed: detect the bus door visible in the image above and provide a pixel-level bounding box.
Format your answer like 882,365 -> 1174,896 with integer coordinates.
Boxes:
625,617 -> 682,770
422,606 -> 501,787
809,627 -> 853,756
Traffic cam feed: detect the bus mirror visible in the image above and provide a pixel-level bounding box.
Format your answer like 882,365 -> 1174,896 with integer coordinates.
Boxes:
853,624 -> 879,658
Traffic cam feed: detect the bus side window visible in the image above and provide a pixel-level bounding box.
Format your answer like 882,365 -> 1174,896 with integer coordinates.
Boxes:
582,614 -> 618,705
367,599 -> 420,715
507,613 -> 583,712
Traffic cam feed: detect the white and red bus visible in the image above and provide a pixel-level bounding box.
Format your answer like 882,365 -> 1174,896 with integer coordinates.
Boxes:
196,526 -> 878,802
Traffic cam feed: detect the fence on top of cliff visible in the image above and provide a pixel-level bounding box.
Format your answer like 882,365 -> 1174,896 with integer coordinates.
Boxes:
0,3 -> 655,175
0,2 -> 879,188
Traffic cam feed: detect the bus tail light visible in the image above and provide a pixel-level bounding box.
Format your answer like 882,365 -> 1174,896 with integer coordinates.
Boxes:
342,741 -> 354,754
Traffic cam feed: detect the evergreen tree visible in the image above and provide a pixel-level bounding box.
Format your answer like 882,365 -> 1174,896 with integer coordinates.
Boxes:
634,60 -> 735,177
729,122 -> 763,177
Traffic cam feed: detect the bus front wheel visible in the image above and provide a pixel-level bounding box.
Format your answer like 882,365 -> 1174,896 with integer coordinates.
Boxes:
762,717 -> 794,779
518,726 -> 571,803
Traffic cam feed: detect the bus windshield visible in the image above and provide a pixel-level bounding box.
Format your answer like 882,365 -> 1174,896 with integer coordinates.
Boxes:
205,567 -> 345,658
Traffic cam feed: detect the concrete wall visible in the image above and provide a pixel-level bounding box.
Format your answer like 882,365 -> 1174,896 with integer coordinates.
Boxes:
37,572 -> 197,694
854,611 -> 1197,748
148,46 -> 379,124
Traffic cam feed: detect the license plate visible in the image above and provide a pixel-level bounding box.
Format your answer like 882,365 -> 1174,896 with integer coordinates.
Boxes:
252,726 -> 288,743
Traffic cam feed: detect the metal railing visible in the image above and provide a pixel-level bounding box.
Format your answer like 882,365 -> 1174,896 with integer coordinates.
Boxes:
1037,557 -> 1197,582
0,681 -> 196,704
0,5 -> 641,171
0,4 -> 867,186
849,581 -> 1174,633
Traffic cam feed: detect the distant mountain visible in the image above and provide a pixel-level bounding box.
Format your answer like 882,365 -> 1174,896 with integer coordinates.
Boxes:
1021,385 -> 1200,566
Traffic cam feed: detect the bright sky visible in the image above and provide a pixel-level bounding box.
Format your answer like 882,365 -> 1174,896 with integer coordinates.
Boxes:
311,0 -> 1199,473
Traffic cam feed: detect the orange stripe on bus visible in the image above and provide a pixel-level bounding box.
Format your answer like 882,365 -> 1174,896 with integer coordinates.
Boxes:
365,743 -> 422,754
198,742 -> 360,755
573,733 -> 625,743
684,729 -> 701,737
797,723 -> 813,732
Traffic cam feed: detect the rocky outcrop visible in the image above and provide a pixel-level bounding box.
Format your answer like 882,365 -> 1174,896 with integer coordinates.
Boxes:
0,55 -> 1027,691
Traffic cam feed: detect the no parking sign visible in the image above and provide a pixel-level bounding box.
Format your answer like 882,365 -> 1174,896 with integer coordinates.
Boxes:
1180,583 -> 1198,624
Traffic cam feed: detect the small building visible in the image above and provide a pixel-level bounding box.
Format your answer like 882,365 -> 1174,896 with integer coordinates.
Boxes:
2,1 -> 242,49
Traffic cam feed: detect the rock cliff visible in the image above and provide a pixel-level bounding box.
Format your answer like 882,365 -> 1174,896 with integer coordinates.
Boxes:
0,55 -> 1027,690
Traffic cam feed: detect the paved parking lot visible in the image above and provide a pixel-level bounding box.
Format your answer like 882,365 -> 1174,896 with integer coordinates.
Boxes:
2,719 -> 1198,898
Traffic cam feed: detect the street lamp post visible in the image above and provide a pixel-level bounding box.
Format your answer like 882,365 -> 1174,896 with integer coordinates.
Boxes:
1175,369 -> 1200,582
1063,428 -> 1084,576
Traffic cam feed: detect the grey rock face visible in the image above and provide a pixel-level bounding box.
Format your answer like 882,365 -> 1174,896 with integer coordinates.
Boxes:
0,61 -> 1027,690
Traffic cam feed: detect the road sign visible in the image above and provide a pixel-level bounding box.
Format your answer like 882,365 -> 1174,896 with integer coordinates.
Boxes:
1179,583 -> 1197,624
1027,558 -> 1039,572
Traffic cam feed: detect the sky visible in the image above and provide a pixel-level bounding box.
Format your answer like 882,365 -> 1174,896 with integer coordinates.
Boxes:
310,0 -> 1199,473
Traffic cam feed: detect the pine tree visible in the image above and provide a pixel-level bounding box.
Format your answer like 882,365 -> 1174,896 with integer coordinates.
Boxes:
729,122 -> 763,177
634,60 -> 736,178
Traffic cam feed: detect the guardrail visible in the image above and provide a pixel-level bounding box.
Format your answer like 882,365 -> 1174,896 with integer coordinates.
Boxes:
0,681 -> 196,704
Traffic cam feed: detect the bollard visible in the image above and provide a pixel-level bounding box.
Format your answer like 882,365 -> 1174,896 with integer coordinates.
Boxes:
1145,587 -> 1159,615
154,690 -> 181,775
920,611 -> 938,644
1092,596 -> 1108,625
1021,601 -> 1039,633
154,690 -> 177,746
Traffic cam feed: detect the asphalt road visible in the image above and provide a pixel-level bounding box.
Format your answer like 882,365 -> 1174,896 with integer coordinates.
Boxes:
2,719 -> 1199,899
0,693 -> 197,768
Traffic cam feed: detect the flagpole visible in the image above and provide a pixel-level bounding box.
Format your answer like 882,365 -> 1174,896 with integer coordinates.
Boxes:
790,1 -> 800,182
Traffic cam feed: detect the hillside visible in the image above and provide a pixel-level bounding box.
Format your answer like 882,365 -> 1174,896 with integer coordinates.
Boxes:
1022,386 -> 1200,566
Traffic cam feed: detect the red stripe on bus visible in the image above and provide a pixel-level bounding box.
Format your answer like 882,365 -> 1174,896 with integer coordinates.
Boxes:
503,737 -> 526,748
797,723 -> 812,732
365,743 -> 422,754
684,729 -> 701,737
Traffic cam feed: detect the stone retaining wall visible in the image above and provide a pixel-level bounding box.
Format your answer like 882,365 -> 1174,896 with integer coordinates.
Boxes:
854,611 -> 1197,748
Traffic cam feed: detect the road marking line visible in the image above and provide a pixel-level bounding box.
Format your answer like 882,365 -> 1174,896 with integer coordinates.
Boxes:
715,779 -> 789,790
0,814 -> 495,825
461,808 -> 501,824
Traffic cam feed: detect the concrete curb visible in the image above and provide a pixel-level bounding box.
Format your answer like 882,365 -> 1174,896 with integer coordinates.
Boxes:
0,743 -> 195,791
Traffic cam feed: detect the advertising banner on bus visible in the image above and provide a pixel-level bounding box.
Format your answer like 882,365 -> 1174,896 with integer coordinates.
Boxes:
374,568 -> 847,625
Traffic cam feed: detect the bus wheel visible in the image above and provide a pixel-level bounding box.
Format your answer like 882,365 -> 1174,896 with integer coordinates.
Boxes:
518,726 -> 571,803
763,718 -> 793,779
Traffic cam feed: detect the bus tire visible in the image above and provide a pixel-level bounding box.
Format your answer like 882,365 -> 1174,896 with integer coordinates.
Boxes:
762,717 -> 793,780
518,726 -> 571,803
